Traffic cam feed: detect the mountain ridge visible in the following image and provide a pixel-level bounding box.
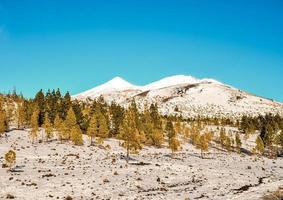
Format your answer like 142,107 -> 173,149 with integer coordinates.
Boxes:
73,75 -> 283,119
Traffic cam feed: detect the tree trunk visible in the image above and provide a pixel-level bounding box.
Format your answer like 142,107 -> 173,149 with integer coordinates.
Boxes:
126,147 -> 129,163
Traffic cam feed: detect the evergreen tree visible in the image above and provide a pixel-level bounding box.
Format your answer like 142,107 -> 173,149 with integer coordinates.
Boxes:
165,120 -> 176,140
235,133 -> 242,153
0,110 -> 7,137
255,135 -> 265,155
169,136 -> 181,155
16,100 -> 26,129
30,106 -> 39,143
43,113 -> 53,141
174,120 -> 182,134
142,107 -> 164,147
34,89 -> 45,126
118,110 -> 144,163
54,114 -> 64,141
64,107 -> 77,140
87,110 -> 109,145
276,131 -> 283,149
70,125 -> 83,145
60,92 -> 71,119
219,128 -> 226,148
189,125 -> 200,145
149,103 -> 162,129
109,102 -> 124,137
196,134 -> 208,159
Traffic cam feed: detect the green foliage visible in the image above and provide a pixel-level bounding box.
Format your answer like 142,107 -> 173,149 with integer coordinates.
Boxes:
255,135 -> 265,155
165,120 -> 176,140
118,109 -> 144,163
43,113 -> 53,141
109,102 -> 124,137
70,125 -> 83,145
30,105 -> 39,143
169,137 -> 181,155
87,110 -> 109,145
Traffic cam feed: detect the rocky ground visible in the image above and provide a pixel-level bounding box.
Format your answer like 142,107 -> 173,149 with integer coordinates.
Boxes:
0,130 -> 283,200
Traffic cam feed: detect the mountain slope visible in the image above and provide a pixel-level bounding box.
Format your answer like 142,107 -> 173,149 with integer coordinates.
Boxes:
73,75 -> 283,118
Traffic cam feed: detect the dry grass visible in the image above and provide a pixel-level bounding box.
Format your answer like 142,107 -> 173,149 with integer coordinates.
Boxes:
262,188 -> 283,200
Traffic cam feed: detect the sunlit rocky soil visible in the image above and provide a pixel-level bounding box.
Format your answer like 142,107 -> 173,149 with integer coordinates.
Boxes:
0,130 -> 282,200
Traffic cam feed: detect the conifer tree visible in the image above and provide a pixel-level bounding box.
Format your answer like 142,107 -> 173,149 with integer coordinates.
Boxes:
87,110 -> 109,145
30,106 -> 39,143
165,120 -> 176,140
64,107 -> 77,140
70,125 -> 83,145
235,133 -> 242,153
169,136 -> 181,156
255,135 -> 265,155
16,100 -> 26,129
142,107 -> 164,147
118,110 -> 144,163
219,128 -> 226,148
174,120 -> 182,134
0,110 -> 7,137
149,103 -> 162,129
34,89 -> 45,126
109,102 -> 124,137
260,124 -> 275,157
189,125 -> 200,145
43,113 -> 53,141
224,135 -> 232,151
196,134 -> 208,159
276,131 -> 283,149
54,114 -> 63,141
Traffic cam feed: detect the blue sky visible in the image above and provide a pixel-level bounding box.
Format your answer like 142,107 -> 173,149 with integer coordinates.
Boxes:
0,0 -> 283,101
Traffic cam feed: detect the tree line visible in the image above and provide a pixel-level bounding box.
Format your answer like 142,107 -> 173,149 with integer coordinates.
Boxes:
1,89 -> 283,161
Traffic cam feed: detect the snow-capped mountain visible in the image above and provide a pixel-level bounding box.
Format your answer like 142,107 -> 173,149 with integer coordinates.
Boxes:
73,75 -> 283,119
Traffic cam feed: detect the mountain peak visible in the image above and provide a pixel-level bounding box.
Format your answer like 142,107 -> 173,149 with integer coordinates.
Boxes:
142,75 -> 200,91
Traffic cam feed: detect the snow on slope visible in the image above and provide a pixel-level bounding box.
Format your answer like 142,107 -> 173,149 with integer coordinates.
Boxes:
73,75 -> 283,118
73,77 -> 141,100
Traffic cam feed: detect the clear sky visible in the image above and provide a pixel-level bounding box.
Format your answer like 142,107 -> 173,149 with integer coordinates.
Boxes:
0,0 -> 283,101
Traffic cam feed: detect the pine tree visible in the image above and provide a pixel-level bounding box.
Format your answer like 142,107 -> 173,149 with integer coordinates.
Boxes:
196,130 -> 213,158
54,114 -> 63,141
235,133 -> 242,153
169,136 -> 181,156
30,106 -> 39,143
189,125 -> 200,145
149,103 -> 162,129
109,102 -> 124,137
43,113 -> 53,141
260,124 -> 275,157
142,107 -> 164,147
87,111 -> 109,145
16,100 -> 26,129
0,110 -> 7,137
118,110 -> 144,163
224,135 -> 232,151
165,120 -> 176,140
196,134 -> 208,159
64,107 -> 77,140
255,135 -> 265,155
70,125 -> 83,145
34,89 -> 45,126
219,128 -> 226,148
276,131 -> 283,148
174,120 -> 182,134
